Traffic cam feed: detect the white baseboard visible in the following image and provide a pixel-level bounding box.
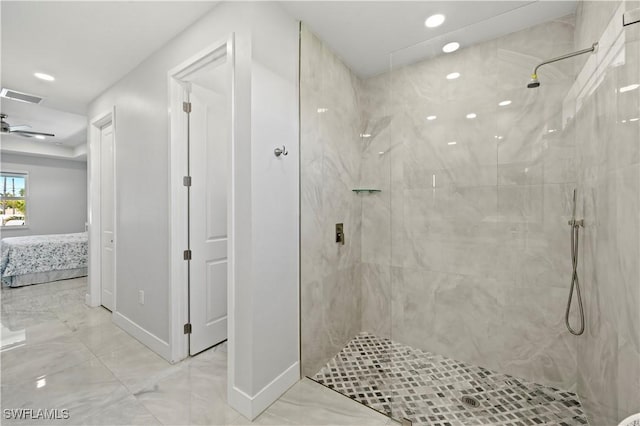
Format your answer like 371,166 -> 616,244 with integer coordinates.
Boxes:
84,293 -> 95,307
229,361 -> 300,420
112,311 -> 171,362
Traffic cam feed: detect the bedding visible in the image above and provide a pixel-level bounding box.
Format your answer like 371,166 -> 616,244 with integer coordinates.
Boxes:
1,232 -> 88,287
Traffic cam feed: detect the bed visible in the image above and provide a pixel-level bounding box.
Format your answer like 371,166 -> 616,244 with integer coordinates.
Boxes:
1,232 -> 88,287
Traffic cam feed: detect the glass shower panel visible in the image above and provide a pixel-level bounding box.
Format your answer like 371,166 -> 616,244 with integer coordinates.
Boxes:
386,29 -> 501,424
299,23 -> 394,421
386,13 -> 586,426
573,3 -> 640,424
357,61 -> 397,419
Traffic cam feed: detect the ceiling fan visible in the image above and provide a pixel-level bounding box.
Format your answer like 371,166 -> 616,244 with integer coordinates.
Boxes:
1,113 -> 55,138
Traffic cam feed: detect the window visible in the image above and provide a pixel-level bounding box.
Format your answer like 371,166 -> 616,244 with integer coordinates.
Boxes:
1,172 -> 28,227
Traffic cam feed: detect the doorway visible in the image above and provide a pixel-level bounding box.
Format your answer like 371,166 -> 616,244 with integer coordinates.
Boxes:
87,109 -> 116,310
169,39 -> 233,359
100,121 -> 115,311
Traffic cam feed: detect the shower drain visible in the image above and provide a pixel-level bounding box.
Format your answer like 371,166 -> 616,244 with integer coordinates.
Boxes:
461,396 -> 481,408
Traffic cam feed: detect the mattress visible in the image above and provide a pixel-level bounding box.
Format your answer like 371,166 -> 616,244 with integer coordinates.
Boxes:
1,232 -> 88,287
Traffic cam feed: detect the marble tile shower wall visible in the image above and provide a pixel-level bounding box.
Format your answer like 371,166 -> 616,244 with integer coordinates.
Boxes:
300,26 -> 365,376
572,1 -> 640,425
359,17 -> 580,391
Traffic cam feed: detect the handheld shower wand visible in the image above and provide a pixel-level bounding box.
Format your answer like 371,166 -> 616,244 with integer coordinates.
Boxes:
527,42 -> 598,88
566,189 -> 585,335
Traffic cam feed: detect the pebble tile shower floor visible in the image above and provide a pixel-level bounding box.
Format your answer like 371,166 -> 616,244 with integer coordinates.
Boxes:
313,332 -> 588,426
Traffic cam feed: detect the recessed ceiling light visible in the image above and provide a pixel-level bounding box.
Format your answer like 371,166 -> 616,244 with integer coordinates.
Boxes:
630,117 -> 639,122
466,113 -> 477,119
442,42 -> 460,53
426,115 -> 437,121
499,100 -> 512,106
425,14 -> 445,28
360,133 -> 372,138
619,83 -> 639,93
317,107 -> 329,113
34,72 -> 55,81
447,141 -> 457,145
34,135 -> 45,140
446,72 -> 461,80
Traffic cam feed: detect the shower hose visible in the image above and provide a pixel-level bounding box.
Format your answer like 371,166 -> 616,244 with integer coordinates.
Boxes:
565,221 -> 585,335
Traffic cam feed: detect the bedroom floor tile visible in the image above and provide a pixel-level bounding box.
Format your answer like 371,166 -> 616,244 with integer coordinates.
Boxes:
1,278 -> 392,426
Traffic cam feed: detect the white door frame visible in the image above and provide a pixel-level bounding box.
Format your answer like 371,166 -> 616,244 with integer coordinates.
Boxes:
86,108 -> 117,308
167,35 -> 235,363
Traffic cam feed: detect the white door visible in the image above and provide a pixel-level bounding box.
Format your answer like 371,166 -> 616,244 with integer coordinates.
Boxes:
100,123 -> 115,311
188,81 -> 228,355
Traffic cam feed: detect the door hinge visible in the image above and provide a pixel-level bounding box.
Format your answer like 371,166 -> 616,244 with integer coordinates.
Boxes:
183,101 -> 192,113
183,249 -> 192,260
184,323 -> 192,334
183,176 -> 191,187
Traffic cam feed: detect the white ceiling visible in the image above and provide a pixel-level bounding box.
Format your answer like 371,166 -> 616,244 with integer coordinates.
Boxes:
281,1 -> 577,77
1,1 -> 577,159
1,1 -> 219,115
1,1 -> 218,158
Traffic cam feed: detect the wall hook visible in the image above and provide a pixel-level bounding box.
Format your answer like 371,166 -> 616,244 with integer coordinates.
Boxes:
274,145 -> 288,157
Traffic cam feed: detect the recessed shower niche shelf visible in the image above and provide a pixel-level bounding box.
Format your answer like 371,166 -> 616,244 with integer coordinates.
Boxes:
352,189 -> 381,194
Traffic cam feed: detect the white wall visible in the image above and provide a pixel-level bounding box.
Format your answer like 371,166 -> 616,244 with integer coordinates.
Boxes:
1,153 -> 87,237
249,3 -> 300,401
88,2 -> 299,419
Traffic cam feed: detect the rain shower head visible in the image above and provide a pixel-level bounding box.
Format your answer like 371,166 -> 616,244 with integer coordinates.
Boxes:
527,42 -> 598,89
527,74 -> 540,88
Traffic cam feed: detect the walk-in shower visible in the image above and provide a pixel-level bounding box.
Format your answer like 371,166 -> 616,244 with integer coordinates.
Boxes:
301,2 -> 640,425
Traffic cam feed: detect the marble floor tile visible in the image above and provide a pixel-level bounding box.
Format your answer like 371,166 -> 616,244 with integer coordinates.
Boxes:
1,317 -> 73,349
231,379 -> 392,426
72,321 -> 138,358
134,348 -> 236,425
229,411 -> 298,425
0,334 -> 96,386
51,302 -> 112,332
79,395 -> 161,426
96,338 -> 183,393
2,278 -> 392,426
1,305 -> 60,329
1,359 -> 130,425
